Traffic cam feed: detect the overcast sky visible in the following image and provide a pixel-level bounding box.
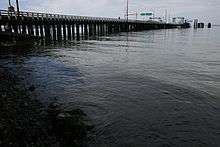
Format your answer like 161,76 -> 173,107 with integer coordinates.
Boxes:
0,0 -> 219,24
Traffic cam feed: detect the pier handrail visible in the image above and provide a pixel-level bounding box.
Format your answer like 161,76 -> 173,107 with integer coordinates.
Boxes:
0,9 -> 160,24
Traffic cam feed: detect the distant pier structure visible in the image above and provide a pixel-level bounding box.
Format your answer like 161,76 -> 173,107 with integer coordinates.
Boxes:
198,23 -> 205,28
208,23 -> 212,28
194,19 -> 199,28
194,19 -> 212,29
0,10 -> 190,40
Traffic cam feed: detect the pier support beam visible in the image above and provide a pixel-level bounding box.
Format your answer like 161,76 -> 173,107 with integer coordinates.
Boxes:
39,24 -> 44,37
86,24 -> 89,39
67,23 -> 71,40
62,23 -> 66,40
57,24 -> 62,41
99,24 -> 103,35
28,23 -> 34,36
93,23 -> 97,35
6,21 -> 13,33
71,23 -> 75,40
12,20 -> 18,34
81,23 -> 84,38
88,24 -> 92,36
35,24 -> 39,36
76,23 -> 80,40
84,24 -> 88,36
44,24 -> 51,39
21,22 -> 27,35
52,24 -> 57,40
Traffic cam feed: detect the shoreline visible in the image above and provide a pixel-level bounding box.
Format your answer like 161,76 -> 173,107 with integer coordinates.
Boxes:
0,66 -> 93,147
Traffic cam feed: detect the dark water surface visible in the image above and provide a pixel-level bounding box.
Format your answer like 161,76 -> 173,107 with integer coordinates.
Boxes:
1,27 -> 220,146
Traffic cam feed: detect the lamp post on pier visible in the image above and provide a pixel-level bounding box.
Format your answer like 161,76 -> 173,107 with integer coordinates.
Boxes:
16,0 -> 20,15
126,0 -> 129,21
8,0 -> 20,15
126,0 -> 129,31
8,0 -> 11,6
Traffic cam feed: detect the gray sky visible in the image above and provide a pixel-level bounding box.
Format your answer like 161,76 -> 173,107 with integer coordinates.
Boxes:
0,0 -> 219,24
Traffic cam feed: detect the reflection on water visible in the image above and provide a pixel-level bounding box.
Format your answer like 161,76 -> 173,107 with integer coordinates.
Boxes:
1,27 -> 220,146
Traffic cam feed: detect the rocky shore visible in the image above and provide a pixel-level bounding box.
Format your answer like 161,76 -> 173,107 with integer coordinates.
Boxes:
0,66 -> 93,147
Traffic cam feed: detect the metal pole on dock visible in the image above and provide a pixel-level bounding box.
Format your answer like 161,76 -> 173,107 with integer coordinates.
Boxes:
8,0 -> 11,6
16,0 -> 20,15
126,0 -> 129,21
126,0 -> 129,31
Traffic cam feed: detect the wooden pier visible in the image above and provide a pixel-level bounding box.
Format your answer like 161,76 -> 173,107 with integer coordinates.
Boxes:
0,10 -> 190,41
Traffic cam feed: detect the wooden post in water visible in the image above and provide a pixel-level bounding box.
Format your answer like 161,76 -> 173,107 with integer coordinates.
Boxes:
71,23 -> 75,40
67,23 -> 71,40
39,23 -> 44,37
12,19 -> 18,34
107,23 -> 111,34
84,23 -> 88,36
105,24 -> 109,34
62,23 -> 66,40
84,23 -> 87,36
57,24 -> 62,40
100,23 -> 104,35
44,24 -> 51,39
28,16 -> 35,35
35,23 -> 39,37
98,23 -> 101,35
89,23 -> 93,36
76,22 -> 80,40
6,20 -> 13,34
81,23 -> 84,38
21,19 -> 27,35
52,24 -> 57,40
94,24 -> 97,36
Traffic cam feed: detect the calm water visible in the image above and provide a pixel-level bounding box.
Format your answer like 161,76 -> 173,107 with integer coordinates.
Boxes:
1,27 -> 220,146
